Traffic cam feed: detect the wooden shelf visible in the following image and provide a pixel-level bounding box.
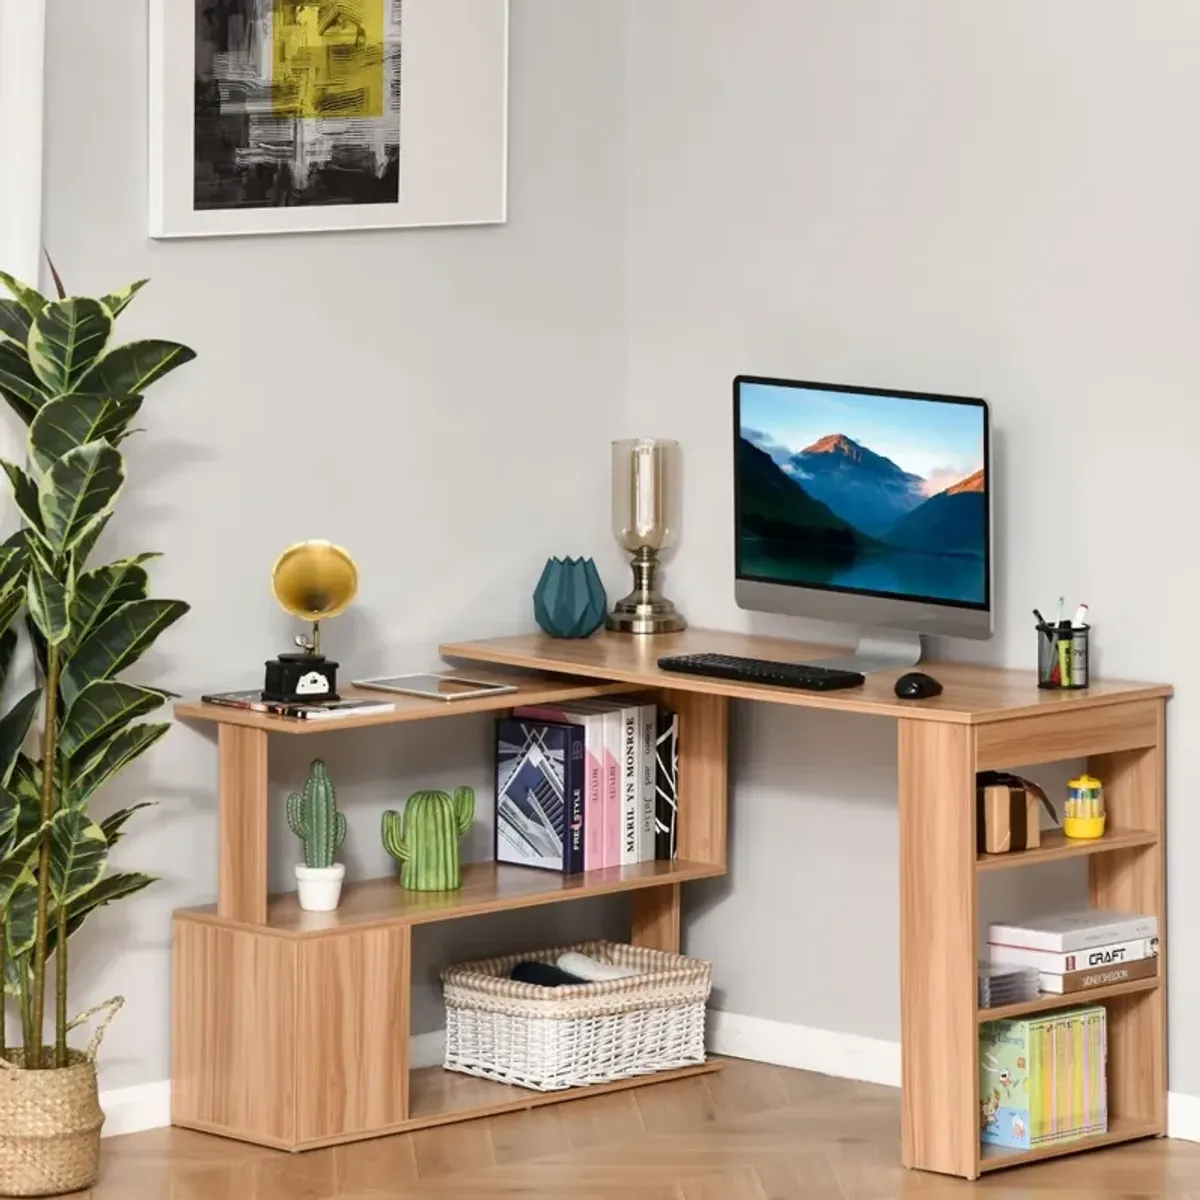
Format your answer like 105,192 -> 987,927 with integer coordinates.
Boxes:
178,859 -> 725,937
403,1061 -> 721,1133
976,828 -> 1158,872
174,673 -> 646,735
979,1115 -> 1160,1173
977,975 -> 1160,1022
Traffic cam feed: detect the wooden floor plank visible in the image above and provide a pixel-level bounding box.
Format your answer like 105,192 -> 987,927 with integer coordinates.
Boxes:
88,1060 -> 1198,1197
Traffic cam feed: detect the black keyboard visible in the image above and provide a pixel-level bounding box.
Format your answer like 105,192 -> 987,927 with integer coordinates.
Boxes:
657,652 -> 866,691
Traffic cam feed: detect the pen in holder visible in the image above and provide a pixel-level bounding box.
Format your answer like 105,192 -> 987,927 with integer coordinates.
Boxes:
1037,623 -> 1089,689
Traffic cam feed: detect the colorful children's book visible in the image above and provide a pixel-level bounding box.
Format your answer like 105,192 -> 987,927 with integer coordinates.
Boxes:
979,1006 -> 1107,1150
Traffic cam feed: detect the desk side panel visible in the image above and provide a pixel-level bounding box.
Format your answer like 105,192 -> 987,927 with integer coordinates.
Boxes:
899,720 -> 979,1178
172,916 -> 297,1146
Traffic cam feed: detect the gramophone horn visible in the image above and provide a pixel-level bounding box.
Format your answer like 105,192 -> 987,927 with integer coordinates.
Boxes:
271,540 -> 359,621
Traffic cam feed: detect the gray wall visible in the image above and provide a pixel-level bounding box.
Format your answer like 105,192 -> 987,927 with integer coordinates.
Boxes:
624,2 -> 1200,1091
33,0 -> 1200,1101
39,0 -> 629,1090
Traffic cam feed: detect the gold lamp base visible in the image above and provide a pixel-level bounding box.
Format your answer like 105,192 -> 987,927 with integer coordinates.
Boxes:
605,548 -> 687,635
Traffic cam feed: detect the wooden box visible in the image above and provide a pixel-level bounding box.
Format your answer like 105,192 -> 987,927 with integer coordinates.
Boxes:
977,780 -> 1045,855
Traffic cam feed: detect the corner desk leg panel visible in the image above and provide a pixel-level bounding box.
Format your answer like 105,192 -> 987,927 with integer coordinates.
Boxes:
898,719 -> 979,1179
632,884 -> 681,952
218,724 -> 270,925
1089,699 -> 1167,1132
660,688 -> 729,869
172,916 -> 298,1147
297,925 -> 412,1142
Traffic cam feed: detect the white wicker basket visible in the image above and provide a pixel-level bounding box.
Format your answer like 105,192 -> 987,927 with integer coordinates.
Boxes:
442,940 -> 712,1091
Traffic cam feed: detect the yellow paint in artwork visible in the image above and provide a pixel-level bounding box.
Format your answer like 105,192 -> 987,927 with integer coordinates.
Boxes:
272,0 -> 385,119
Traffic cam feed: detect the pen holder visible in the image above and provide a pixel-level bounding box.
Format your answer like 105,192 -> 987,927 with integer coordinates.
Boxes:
1037,624 -> 1089,690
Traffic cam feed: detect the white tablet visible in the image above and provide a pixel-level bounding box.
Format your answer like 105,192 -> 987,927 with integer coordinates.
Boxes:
351,673 -> 519,701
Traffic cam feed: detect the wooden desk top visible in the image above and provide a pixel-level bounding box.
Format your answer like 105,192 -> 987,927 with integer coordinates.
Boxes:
441,629 -> 1172,726
174,672 -> 637,735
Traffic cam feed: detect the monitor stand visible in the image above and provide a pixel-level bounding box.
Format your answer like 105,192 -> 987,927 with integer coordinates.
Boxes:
811,628 -> 922,676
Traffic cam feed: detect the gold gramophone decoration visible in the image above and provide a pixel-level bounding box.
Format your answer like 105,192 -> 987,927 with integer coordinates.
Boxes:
263,540 -> 359,703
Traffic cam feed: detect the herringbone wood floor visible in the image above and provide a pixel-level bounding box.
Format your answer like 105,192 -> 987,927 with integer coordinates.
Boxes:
85,1061 -> 1200,1198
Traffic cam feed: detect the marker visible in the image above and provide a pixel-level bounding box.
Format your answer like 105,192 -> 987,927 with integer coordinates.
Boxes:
1033,608 -> 1048,628
1073,603 -> 1089,628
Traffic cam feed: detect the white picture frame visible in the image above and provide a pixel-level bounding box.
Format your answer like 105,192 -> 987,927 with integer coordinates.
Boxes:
149,0 -> 508,239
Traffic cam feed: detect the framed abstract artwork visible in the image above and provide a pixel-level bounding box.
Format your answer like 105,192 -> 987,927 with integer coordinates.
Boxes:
149,0 -> 508,238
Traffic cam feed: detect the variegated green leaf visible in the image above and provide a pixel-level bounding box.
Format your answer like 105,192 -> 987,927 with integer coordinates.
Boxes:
1,460 -> 47,542
0,299 -> 31,342
4,869 -> 37,959
0,341 -> 48,425
26,548 -> 71,645
66,556 -> 153,657
29,396 -> 142,477
0,590 -> 24,647
0,528 -> 29,593
48,871 -> 155,954
26,299 -> 114,394
0,627 -> 15,698
0,794 -> 46,908
58,681 -> 165,762
78,340 -> 196,396
0,688 -> 40,787
0,272 -> 47,315
97,802 -> 155,844
100,280 -> 149,319
71,513 -> 110,572
39,441 -> 125,554
70,724 -> 169,808
60,599 -> 188,708
0,786 -> 16,844
49,810 -> 108,906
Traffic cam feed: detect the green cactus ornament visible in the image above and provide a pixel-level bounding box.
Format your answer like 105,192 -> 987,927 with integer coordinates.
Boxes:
287,759 -> 348,869
381,787 -> 475,891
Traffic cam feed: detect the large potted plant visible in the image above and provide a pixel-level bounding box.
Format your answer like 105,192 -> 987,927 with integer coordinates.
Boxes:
0,267 -> 194,1196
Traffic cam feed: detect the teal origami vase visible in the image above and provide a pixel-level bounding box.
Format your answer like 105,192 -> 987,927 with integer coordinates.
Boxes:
533,557 -> 608,638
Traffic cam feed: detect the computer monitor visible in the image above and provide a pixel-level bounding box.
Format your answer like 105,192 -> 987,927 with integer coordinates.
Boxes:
734,375 -> 992,672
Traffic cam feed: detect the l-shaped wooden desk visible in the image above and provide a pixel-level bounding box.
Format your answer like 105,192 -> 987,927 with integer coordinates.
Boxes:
441,629 -> 1171,1180
172,628 -> 1170,1180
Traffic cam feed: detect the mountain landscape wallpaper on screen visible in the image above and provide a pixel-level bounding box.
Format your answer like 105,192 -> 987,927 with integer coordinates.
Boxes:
738,393 -> 987,605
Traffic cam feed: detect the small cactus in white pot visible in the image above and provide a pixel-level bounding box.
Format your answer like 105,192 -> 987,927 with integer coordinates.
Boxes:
287,760 -> 347,911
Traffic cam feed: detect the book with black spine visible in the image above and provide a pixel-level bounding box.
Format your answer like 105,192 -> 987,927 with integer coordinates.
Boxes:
494,717 -> 586,874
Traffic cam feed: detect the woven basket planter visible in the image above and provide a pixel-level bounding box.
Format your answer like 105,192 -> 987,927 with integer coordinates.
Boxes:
0,1050 -> 103,1197
443,940 -> 712,1092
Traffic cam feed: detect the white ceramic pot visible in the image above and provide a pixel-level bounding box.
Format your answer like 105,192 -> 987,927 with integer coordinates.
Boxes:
295,863 -> 345,912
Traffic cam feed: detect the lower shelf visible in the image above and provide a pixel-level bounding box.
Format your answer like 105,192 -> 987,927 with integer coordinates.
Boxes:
278,1061 -> 725,1149
979,1115 -> 1161,1173
408,1060 -> 723,1129
977,975 -> 1160,1022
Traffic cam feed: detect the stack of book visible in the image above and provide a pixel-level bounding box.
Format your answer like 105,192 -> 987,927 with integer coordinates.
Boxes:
986,909 -> 1159,996
979,1005 -> 1107,1150
495,698 -> 679,874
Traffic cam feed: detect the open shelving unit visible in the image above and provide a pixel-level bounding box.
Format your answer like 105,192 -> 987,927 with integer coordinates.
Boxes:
172,669 -> 729,1151
172,627 -> 1169,1178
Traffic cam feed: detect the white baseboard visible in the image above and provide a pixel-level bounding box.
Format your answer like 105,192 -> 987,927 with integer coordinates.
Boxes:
99,1079 -> 171,1139
1168,1091 -> 1200,1143
97,1030 -> 447,1139
706,1009 -> 901,1089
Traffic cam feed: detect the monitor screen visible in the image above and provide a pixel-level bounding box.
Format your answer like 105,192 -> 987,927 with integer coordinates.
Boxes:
735,377 -> 990,610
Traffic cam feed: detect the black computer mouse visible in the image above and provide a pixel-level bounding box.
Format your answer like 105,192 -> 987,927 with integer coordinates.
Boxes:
895,671 -> 944,700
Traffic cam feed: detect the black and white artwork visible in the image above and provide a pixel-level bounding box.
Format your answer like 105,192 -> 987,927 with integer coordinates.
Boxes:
150,0 -> 508,237
194,0 -> 402,211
